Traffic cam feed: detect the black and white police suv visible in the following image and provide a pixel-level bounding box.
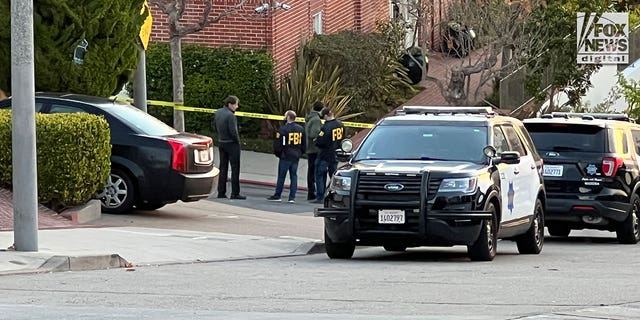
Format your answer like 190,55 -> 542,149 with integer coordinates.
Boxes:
523,112 -> 640,243
315,106 -> 546,261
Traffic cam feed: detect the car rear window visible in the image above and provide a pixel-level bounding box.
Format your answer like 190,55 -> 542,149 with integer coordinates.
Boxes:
104,102 -> 179,136
525,123 -> 605,152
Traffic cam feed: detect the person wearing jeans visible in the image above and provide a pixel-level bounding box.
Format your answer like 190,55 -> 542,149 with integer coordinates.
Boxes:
268,110 -> 305,203
304,101 -> 324,200
313,107 -> 344,203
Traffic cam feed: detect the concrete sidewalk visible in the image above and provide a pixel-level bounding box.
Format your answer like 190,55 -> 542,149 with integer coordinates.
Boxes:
0,149 -> 319,275
0,227 -> 321,275
224,148 -> 310,191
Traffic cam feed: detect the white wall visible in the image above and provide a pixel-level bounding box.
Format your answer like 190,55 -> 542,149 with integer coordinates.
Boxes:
540,59 -> 640,114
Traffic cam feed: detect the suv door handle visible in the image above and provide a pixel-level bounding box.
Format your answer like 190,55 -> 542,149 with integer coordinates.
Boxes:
530,165 -> 535,170
514,169 -> 520,175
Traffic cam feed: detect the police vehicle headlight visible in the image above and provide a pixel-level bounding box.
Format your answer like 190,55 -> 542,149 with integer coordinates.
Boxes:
330,176 -> 352,191
438,177 -> 477,194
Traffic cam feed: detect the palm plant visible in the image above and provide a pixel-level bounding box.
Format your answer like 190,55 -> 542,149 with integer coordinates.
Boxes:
263,45 -> 359,126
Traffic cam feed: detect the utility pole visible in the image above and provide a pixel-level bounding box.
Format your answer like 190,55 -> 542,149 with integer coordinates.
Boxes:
11,0 -> 38,251
133,47 -> 147,112
135,1 -> 152,113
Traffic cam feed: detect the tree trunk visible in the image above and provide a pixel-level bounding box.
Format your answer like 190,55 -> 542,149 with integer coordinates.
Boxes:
170,37 -> 185,132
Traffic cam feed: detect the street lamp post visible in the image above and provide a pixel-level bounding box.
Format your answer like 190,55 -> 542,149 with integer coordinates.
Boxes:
11,0 -> 39,251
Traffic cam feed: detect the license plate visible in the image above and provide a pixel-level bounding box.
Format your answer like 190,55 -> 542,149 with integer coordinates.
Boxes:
378,210 -> 405,224
194,148 -> 213,164
543,165 -> 563,177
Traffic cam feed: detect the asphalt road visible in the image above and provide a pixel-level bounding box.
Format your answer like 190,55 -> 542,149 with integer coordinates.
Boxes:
4,183 -> 640,319
0,230 -> 639,319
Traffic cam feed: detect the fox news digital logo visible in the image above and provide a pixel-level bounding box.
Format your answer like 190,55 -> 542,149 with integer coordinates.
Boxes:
577,12 -> 629,64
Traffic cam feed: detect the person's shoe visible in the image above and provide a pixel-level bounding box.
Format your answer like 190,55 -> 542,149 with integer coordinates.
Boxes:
267,196 -> 282,202
230,194 -> 247,200
216,194 -> 227,199
288,199 -> 295,204
306,196 -> 316,201
312,199 -> 323,204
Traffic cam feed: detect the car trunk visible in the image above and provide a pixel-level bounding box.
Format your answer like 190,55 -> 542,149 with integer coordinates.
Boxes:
525,122 -> 609,195
166,133 -> 214,174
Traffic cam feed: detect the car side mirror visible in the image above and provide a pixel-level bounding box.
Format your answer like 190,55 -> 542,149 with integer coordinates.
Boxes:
500,151 -> 521,165
336,139 -> 353,162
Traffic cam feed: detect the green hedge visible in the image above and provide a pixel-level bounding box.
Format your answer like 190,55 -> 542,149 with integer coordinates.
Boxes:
0,110 -> 111,210
0,0 -> 145,96
144,43 -> 274,137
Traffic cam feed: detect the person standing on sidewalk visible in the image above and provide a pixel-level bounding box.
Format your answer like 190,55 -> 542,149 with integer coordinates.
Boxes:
313,107 -> 344,203
214,95 -> 246,200
304,101 -> 324,201
268,110 -> 305,203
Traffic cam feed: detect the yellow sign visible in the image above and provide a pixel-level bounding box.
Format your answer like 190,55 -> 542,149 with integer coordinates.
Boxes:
139,1 -> 153,50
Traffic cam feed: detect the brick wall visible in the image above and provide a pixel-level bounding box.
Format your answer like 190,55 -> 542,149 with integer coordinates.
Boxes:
356,0 -> 390,33
325,0 -> 355,33
150,0 -> 271,49
429,0 -> 453,51
272,0 -> 310,78
149,0 -> 394,77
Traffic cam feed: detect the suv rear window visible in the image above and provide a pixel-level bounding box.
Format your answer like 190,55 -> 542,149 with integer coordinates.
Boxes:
525,123 -> 605,152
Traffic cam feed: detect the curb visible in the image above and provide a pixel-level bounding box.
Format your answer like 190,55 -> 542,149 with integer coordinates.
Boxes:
0,241 -> 323,276
239,178 -> 309,191
0,253 -> 129,276
39,254 -> 129,272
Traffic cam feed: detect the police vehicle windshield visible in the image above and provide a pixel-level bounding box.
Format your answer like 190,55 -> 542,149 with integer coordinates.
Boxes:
354,125 -> 488,163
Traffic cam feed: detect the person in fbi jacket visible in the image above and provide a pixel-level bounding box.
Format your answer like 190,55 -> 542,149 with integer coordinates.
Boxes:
267,110 -> 306,203
313,107 -> 344,203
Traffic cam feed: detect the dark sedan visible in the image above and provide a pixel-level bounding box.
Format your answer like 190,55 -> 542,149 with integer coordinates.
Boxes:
0,93 -> 219,213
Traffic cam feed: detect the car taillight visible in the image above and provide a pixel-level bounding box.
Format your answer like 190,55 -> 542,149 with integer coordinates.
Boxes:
168,139 -> 187,173
602,157 -> 623,177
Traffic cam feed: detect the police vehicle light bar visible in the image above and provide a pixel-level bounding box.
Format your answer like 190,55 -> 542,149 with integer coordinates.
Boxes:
541,112 -> 634,122
398,106 -> 495,116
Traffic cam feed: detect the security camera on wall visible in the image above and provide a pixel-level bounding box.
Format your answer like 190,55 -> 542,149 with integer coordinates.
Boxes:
279,3 -> 292,10
254,3 -> 269,13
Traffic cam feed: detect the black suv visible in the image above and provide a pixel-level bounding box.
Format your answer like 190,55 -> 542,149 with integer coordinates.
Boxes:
523,112 -> 640,243
315,106 -> 546,261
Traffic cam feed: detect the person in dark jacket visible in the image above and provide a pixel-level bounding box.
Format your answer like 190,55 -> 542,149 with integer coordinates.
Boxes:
214,95 -> 246,200
304,101 -> 324,200
268,110 -> 306,203
313,107 -> 344,203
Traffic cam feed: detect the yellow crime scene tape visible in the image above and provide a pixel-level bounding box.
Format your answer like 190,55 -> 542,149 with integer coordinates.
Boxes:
112,97 -> 375,129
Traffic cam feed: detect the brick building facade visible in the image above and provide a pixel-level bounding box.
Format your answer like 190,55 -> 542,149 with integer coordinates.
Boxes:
150,0 -> 392,78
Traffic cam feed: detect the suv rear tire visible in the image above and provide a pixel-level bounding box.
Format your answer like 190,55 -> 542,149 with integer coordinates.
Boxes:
325,230 -> 355,259
617,193 -> 640,244
547,224 -> 570,237
468,203 -> 497,261
516,199 -> 544,254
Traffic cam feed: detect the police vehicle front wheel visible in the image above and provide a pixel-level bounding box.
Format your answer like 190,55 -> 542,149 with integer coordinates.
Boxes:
467,203 -> 497,261
516,199 -> 544,254
324,230 -> 355,259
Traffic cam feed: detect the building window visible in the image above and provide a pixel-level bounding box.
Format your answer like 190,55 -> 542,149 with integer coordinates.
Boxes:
313,12 -> 323,34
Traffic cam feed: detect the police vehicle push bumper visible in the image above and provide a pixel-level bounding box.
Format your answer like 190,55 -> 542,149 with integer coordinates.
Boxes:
315,194 -> 492,246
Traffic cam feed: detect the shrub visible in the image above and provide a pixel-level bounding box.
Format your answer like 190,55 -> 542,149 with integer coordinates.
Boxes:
304,27 -> 416,122
144,43 -> 274,137
0,110 -> 111,210
0,0 -> 146,96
